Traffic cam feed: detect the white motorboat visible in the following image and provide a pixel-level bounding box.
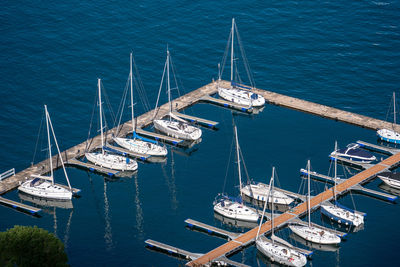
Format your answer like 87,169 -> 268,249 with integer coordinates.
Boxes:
213,124 -> 259,222
255,167 -> 307,267
289,160 -> 341,245
241,182 -> 294,205
18,105 -> 73,200
377,171 -> 400,189
377,92 -> 400,144
152,49 -> 202,141
85,79 -> 138,172
113,53 -> 167,157
330,143 -> 376,163
217,18 -> 265,108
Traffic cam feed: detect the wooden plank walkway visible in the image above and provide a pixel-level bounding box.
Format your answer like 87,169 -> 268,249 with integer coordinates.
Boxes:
187,152 -> 400,266
0,196 -> 41,214
2,80 -> 399,196
171,111 -> 219,128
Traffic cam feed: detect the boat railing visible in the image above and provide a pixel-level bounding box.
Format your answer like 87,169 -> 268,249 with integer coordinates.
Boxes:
0,168 -> 15,181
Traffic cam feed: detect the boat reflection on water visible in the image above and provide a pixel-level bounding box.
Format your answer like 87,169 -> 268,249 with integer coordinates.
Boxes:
289,233 -> 340,252
19,192 -> 73,209
146,155 -> 167,164
379,182 -> 400,196
214,212 -> 259,231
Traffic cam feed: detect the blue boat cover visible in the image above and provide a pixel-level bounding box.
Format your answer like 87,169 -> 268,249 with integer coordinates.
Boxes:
231,81 -> 252,90
133,132 -> 158,144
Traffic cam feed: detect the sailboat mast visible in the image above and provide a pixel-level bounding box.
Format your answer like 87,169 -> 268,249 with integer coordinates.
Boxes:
47,107 -> 72,191
98,78 -> 104,154
230,18 -> 235,85
394,92 -> 396,125
334,141 -> 337,202
44,105 -> 54,184
167,49 -> 172,118
130,52 -> 135,134
307,160 -> 311,226
234,124 -> 242,194
271,166 -> 275,241
256,170 -> 274,239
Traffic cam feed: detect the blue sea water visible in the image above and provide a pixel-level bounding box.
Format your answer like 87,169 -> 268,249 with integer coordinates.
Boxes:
1,0 -> 400,266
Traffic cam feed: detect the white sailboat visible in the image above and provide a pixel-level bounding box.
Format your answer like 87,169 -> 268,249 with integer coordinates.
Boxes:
113,53 -> 168,156
377,92 -> 400,144
289,160 -> 341,245
85,79 -> 138,171
18,105 -> 73,200
213,124 -> 259,222
320,142 -> 364,227
218,18 -> 265,108
153,49 -> 202,141
255,167 -> 307,267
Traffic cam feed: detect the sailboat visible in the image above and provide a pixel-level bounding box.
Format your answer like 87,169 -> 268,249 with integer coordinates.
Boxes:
153,49 -> 202,141
377,92 -> 400,144
18,105 -> 73,200
113,53 -> 168,156
320,142 -> 364,227
255,167 -> 307,267
217,18 -> 265,108
85,79 -> 138,171
289,160 -> 341,245
213,124 -> 259,222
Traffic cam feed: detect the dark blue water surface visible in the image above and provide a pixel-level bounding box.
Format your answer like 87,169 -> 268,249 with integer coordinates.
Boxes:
1,1 -> 400,266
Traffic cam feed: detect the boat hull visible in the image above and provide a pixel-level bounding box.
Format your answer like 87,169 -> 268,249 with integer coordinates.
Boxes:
377,129 -> 400,144
85,152 -> 138,171
113,137 -> 167,156
153,119 -> 201,141
320,204 -> 364,227
256,238 -> 307,267
213,199 -> 259,222
18,179 -> 72,200
241,183 -> 294,205
218,86 -> 265,107
288,225 -> 340,245
378,173 -> 400,189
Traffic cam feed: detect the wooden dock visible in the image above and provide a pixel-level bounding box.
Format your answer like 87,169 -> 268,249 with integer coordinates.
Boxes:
2,80 -> 399,196
187,152 -> 400,266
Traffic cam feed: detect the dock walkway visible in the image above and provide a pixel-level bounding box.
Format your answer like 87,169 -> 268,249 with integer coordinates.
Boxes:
2,80 -> 399,196
187,152 -> 400,266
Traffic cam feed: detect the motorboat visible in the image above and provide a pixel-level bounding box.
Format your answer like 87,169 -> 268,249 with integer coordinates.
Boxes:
377,171 -> 400,189
330,143 -> 376,163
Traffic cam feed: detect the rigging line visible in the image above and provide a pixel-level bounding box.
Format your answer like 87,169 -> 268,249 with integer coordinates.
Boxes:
132,53 -> 151,112
102,82 -> 117,135
220,28 -> 232,80
85,88 -> 98,153
113,75 -> 130,136
152,56 -> 168,120
235,26 -> 256,88
222,134 -> 235,194
237,136 -> 251,184
32,110 -> 45,165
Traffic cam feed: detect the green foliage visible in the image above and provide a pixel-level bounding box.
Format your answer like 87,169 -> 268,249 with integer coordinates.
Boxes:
0,225 -> 69,267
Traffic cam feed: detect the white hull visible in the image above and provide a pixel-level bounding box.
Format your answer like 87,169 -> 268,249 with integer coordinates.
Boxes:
114,137 -> 167,156
218,86 -> 265,107
377,128 -> 400,144
289,225 -> 340,245
85,152 -> 138,171
241,183 -> 294,205
18,179 -> 72,200
256,237 -> 307,267
213,199 -> 259,222
321,204 -> 364,227
378,176 -> 400,189
153,119 -> 202,141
